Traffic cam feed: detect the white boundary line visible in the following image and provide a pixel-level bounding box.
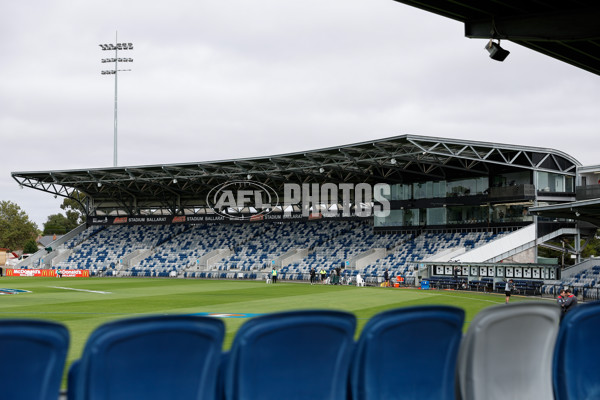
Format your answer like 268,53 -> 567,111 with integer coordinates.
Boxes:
49,286 -> 112,294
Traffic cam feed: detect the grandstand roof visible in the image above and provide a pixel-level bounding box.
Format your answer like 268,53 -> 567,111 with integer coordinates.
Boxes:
12,135 -> 579,216
392,0 -> 600,76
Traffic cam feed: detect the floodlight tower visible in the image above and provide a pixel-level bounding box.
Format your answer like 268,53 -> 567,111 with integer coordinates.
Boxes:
99,32 -> 133,167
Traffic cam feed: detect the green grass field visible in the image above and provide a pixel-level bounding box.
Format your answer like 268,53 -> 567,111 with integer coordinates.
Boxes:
1,276 -> 544,387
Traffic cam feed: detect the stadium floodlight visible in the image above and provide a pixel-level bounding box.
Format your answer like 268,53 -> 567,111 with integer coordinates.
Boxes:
100,31 -> 133,167
319,167 -> 325,173
172,178 -> 178,184
390,158 -> 397,165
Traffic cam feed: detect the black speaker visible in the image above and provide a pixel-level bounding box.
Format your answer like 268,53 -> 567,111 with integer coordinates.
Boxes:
485,41 -> 510,61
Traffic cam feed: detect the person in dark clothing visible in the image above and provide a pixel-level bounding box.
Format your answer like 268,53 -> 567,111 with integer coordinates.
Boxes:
310,268 -> 316,285
557,289 -> 566,307
557,289 -> 567,318
562,288 -> 578,314
384,269 -> 390,287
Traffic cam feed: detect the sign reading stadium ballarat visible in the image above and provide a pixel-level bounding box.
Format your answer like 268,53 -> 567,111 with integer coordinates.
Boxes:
87,211 -> 369,226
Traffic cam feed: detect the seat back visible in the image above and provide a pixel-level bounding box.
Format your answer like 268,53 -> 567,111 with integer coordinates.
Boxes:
0,319 -> 69,400
224,310 -> 356,400
351,306 -> 465,400
553,301 -> 600,400
456,302 -> 560,400
70,315 -> 224,400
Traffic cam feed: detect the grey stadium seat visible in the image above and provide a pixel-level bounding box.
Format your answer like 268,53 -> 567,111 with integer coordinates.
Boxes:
455,302 -> 561,400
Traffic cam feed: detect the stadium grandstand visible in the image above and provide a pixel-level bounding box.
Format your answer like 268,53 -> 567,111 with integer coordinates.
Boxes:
7,133 -> 600,299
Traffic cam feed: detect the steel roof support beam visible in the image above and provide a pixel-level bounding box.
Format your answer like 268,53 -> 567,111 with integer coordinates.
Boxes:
465,8 -> 600,41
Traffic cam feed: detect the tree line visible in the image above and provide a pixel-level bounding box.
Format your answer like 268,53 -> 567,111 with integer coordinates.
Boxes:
0,193 -> 84,252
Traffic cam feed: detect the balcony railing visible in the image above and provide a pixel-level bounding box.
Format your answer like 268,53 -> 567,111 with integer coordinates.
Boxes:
576,185 -> 600,201
488,184 -> 536,200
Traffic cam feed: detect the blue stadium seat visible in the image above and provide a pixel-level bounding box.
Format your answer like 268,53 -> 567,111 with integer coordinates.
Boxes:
68,315 -> 224,400
553,301 -> 600,400
456,302 -> 560,400
351,306 -> 464,400
0,319 -> 69,400
224,310 -> 356,400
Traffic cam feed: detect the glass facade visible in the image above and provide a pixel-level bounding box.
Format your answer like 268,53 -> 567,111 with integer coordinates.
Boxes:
374,204 -> 534,227
374,175 -> 540,227
537,171 -> 575,193
446,177 -> 487,197
390,177 -> 490,201
389,184 -> 412,200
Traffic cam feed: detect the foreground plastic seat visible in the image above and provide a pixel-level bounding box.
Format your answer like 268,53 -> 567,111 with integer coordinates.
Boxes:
68,315 -> 224,400
224,310 -> 356,400
553,301 -> 600,400
0,319 -> 69,400
456,302 -> 560,400
351,306 -> 465,400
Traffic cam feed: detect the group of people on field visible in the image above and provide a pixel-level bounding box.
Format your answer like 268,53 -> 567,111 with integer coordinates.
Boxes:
505,278 -> 579,316
309,267 -> 345,285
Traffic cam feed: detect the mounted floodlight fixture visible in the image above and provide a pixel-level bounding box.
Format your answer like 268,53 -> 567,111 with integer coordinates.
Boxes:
390,158 -> 397,165
485,39 -> 510,62
100,31 -> 133,167
247,174 -> 253,180
172,178 -> 178,184
319,167 -> 325,173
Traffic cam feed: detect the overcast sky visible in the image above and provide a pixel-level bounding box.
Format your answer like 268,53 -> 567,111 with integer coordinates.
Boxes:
1,0 -> 599,229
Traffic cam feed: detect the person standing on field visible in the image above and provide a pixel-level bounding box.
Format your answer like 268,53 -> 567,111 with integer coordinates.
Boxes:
383,269 -> 390,287
504,279 -> 514,304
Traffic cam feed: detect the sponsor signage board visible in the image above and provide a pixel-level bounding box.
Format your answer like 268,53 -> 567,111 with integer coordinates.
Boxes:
87,211 -> 370,226
5,269 -> 89,277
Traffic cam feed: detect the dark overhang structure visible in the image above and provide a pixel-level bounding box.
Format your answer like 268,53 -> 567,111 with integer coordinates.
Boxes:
530,199 -> 600,227
392,0 -> 600,75
12,135 -> 579,217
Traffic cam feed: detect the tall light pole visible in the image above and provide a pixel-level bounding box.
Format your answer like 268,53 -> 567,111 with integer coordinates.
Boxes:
100,32 -> 133,167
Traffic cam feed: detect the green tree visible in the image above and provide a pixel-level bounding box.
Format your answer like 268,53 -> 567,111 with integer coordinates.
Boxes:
581,231 -> 600,258
60,191 -> 86,225
42,192 -> 87,235
0,200 -> 39,250
23,238 -> 39,254
43,213 -> 78,235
